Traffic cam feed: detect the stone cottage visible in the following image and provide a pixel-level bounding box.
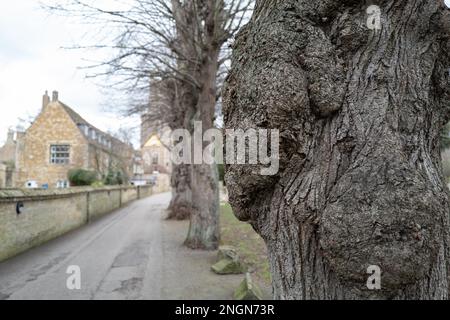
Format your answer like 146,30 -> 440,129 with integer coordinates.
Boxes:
13,91 -> 135,188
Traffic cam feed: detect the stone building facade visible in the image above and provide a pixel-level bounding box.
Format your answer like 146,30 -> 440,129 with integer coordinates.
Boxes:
0,130 -> 17,164
140,113 -> 172,176
141,134 -> 172,175
0,164 -> 8,188
0,130 -> 18,188
12,91 -> 135,188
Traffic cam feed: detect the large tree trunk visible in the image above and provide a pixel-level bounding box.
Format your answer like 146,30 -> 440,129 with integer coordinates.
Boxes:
165,0 -> 197,221
185,43 -> 221,250
184,163 -> 220,249
168,0 -> 220,241
223,0 -> 450,299
166,163 -> 193,220
184,98 -> 221,250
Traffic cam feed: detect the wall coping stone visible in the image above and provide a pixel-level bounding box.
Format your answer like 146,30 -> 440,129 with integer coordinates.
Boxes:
0,185 -> 146,203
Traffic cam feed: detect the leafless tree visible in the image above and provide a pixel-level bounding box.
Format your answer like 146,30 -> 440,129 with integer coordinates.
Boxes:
108,126 -> 136,146
45,0 -> 254,249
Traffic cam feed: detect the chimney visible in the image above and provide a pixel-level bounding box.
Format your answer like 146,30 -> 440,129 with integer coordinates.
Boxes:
52,90 -> 59,102
42,90 -> 50,109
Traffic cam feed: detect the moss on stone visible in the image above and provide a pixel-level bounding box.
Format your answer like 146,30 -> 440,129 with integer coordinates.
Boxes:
211,258 -> 246,275
234,273 -> 263,300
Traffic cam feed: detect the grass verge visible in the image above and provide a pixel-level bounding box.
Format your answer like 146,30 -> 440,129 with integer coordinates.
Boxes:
220,202 -> 271,286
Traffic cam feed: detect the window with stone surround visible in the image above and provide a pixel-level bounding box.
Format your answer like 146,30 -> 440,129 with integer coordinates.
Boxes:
152,152 -> 159,165
50,145 -> 70,164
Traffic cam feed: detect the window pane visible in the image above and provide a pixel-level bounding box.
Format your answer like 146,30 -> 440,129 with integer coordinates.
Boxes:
50,145 -> 70,164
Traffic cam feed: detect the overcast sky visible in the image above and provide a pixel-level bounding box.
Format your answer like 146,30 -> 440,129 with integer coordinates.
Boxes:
1,1 -> 449,147
0,0 -> 139,147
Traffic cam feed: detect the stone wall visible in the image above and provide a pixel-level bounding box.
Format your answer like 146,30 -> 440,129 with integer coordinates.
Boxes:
0,185 -> 157,262
0,130 -> 16,164
120,186 -> 138,205
0,164 -> 15,189
153,173 -> 171,194
138,185 -> 153,198
0,163 -> 6,188
88,188 -> 122,221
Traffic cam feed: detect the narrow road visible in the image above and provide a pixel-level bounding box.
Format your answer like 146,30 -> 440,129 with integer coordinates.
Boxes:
0,193 -> 244,300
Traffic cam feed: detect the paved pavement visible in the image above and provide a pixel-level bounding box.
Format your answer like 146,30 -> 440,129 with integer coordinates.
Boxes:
0,192 -> 245,300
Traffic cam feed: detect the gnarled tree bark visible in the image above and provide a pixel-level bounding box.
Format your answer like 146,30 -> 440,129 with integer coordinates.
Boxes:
224,0 -> 450,299
167,163 -> 193,220
185,44 -> 221,250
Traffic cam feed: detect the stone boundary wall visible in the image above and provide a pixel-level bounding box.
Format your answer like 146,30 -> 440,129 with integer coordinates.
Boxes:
0,184 -> 157,262
153,173 -> 171,194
